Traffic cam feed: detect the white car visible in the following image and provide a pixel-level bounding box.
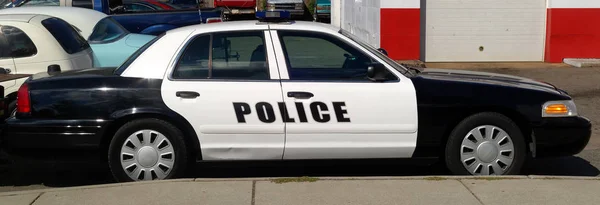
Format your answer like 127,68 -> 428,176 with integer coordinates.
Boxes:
0,14 -> 93,113
0,6 -> 156,68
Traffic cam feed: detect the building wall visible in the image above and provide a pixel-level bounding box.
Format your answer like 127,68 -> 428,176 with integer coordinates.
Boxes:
380,0 -> 420,60
545,0 -> 600,62
340,0 -> 381,48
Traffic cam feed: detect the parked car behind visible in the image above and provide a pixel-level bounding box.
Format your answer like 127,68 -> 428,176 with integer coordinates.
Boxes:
313,0 -> 329,22
266,0 -> 305,18
0,6 -> 156,67
0,13 -> 93,114
11,0 -> 223,35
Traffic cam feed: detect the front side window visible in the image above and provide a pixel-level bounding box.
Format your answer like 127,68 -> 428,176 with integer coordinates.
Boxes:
278,30 -> 390,81
89,17 -> 129,43
1,25 -> 37,58
41,17 -> 90,54
172,31 -> 269,80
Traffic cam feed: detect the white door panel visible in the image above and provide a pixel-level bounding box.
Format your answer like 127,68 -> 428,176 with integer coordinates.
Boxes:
270,29 -> 419,160
161,30 -> 286,161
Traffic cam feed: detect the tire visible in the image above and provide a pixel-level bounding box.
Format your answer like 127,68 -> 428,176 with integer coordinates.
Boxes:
445,112 -> 526,176
108,118 -> 188,182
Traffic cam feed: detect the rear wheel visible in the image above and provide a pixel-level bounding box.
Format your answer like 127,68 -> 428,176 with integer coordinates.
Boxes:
445,112 -> 526,175
108,119 -> 188,182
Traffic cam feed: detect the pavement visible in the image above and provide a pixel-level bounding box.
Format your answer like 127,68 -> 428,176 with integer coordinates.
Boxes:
3,176 -> 600,205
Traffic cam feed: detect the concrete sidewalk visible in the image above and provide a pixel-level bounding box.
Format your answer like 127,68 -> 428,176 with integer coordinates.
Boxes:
2,176 -> 600,205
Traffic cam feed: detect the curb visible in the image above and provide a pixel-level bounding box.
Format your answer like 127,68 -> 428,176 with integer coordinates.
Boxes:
2,175 -> 599,197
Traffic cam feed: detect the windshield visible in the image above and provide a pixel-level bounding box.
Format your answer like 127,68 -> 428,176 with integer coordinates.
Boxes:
88,17 -> 129,43
114,33 -> 163,75
339,29 -> 412,76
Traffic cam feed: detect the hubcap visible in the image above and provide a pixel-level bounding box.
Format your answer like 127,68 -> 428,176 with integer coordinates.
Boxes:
120,130 -> 175,181
460,125 -> 515,175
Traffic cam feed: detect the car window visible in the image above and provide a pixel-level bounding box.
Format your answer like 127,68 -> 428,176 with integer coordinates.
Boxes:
19,0 -> 59,7
172,31 -> 269,80
1,25 -> 37,58
0,32 -> 10,58
278,30 -> 383,81
72,0 -> 93,9
41,17 -> 90,54
124,3 -> 155,11
89,17 -> 129,43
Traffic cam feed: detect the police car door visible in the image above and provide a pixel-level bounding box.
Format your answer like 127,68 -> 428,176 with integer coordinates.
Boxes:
161,29 -> 286,160
270,29 -> 418,159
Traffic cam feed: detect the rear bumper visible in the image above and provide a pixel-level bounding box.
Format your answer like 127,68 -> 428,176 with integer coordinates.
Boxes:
532,116 -> 592,158
1,118 -> 109,157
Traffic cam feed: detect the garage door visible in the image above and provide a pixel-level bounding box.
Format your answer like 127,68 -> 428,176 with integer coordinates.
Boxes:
424,0 -> 546,62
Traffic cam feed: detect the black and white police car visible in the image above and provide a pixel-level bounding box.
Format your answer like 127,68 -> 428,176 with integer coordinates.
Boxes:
1,11 -> 591,182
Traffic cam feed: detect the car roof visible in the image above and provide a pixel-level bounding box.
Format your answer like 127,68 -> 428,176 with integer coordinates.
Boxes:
0,6 -> 106,38
166,20 -> 340,35
0,13 -> 38,22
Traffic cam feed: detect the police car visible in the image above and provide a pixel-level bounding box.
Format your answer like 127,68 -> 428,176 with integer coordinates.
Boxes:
1,11 -> 591,182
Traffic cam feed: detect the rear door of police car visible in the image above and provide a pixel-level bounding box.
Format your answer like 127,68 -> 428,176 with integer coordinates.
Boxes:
162,26 -> 287,161
268,27 -> 419,160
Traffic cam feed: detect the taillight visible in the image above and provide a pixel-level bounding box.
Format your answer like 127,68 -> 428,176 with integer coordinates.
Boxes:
17,83 -> 30,114
206,17 -> 223,23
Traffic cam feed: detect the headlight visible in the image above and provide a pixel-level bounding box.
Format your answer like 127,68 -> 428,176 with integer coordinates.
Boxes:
267,3 -> 276,10
542,100 -> 578,117
295,3 -> 303,9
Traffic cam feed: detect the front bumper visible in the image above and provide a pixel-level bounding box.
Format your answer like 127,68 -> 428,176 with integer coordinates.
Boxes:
532,116 -> 592,158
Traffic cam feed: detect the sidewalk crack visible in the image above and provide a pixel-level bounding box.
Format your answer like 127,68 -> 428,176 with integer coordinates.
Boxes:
251,180 -> 256,205
459,180 -> 484,205
29,192 -> 43,205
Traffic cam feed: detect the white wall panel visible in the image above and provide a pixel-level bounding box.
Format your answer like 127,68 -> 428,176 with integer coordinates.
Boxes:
381,0 -> 419,8
548,0 -> 600,8
424,0 -> 546,62
341,0 -> 381,48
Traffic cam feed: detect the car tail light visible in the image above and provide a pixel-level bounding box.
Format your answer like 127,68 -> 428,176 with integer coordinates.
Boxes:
206,17 -> 223,23
17,83 -> 31,114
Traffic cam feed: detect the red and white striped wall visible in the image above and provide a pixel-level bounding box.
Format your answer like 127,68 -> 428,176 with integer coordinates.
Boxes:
336,0 -> 600,62
545,0 -> 600,62
379,0 -> 420,60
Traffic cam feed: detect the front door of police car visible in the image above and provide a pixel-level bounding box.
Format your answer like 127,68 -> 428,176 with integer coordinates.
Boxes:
271,30 -> 419,160
162,30 -> 286,160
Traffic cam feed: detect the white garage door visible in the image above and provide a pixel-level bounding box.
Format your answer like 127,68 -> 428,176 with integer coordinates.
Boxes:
424,0 -> 546,62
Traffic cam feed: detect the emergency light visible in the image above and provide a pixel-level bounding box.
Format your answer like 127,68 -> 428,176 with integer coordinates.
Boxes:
256,11 -> 291,22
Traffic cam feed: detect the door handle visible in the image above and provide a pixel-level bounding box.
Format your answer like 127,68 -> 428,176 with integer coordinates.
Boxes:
176,91 -> 200,99
287,91 -> 314,99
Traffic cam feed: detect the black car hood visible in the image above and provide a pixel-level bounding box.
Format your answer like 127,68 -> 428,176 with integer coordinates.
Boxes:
417,68 -> 561,94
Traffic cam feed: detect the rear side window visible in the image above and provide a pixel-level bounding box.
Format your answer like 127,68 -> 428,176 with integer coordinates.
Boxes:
172,31 -> 269,80
0,25 -> 37,58
41,17 -> 90,54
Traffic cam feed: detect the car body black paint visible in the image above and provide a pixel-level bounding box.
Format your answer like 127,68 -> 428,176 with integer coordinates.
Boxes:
2,68 -> 201,159
410,69 -> 578,158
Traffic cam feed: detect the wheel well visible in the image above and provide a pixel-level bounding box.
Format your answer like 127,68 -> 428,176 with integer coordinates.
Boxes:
439,108 -> 533,155
100,113 -> 202,162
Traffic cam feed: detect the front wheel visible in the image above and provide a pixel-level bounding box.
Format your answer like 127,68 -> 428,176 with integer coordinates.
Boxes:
108,119 -> 188,182
445,112 -> 526,175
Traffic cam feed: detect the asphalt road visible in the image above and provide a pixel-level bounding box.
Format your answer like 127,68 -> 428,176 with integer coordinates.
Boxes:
0,66 -> 599,192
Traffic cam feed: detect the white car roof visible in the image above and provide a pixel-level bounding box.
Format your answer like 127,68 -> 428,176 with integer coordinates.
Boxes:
0,13 -> 38,22
0,6 -> 106,39
166,20 -> 340,35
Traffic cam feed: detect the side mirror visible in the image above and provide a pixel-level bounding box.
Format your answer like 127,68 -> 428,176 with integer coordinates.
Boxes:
48,64 -> 61,73
0,68 -> 8,75
367,63 -> 390,82
377,48 -> 388,56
